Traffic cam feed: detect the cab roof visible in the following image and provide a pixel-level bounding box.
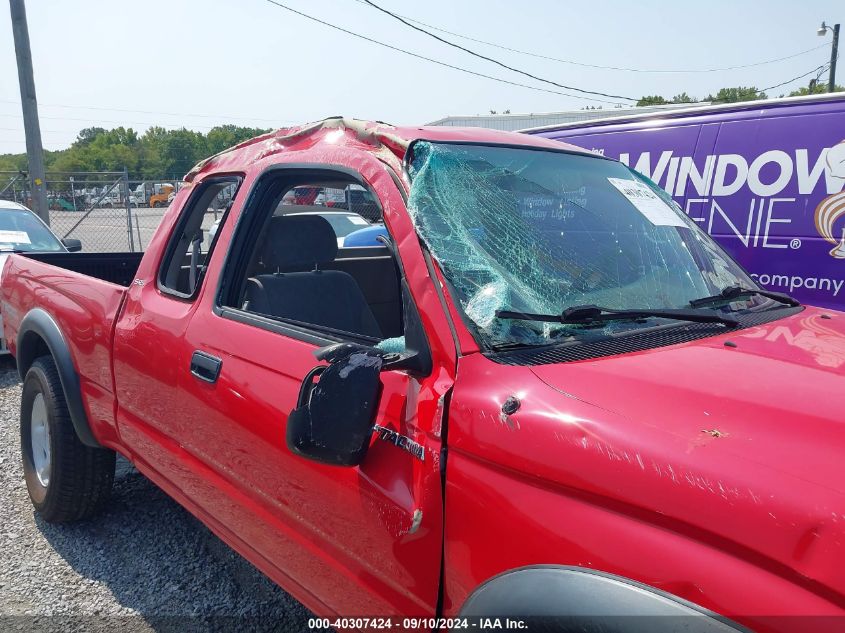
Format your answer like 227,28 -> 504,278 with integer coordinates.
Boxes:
185,116 -> 594,182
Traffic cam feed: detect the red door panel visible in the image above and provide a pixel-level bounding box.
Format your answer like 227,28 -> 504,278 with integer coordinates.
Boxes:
113,281 -> 198,457
176,309 -> 445,615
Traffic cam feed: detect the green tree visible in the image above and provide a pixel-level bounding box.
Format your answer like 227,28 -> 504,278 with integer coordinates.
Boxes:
50,151 -> 93,174
160,128 -> 208,179
73,127 -> 107,146
788,83 -> 845,97
705,86 -> 765,103
0,124 -> 272,181
637,93 -> 699,107
138,126 -> 170,178
637,95 -> 668,106
205,125 -> 269,155
0,153 -> 28,172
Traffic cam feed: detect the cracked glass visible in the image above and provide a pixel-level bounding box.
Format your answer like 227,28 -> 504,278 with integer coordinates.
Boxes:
406,141 -> 761,347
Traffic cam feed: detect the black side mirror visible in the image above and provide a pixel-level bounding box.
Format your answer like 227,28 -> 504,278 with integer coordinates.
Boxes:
285,270 -> 434,467
62,238 -> 82,252
287,344 -> 384,466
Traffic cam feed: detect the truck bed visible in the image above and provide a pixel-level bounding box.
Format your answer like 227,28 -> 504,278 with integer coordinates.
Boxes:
1,252 -> 134,447
21,251 -> 144,287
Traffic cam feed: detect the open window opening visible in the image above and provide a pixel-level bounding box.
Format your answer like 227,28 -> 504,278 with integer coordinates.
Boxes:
218,170 -> 405,350
158,177 -> 241,299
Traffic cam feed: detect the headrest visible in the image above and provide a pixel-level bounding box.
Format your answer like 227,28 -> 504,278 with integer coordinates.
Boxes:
262,214 -> 338,270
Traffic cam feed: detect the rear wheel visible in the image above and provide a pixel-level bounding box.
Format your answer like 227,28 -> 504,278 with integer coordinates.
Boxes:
21,356 -> 115,522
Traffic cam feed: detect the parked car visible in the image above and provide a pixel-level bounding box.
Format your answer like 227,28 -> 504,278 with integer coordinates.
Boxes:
0,200 -> 81,353
293,210 -> 370,247
97,185 -> 142,208
523,92 -> 845,311
3,119 -> 845,632
208,209 -> 371,247
343,223 -> 388,247
0,199 -> 82,258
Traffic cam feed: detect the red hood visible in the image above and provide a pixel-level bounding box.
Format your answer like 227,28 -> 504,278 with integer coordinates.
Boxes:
530,306 -> 845,495
451,306 -> 845,600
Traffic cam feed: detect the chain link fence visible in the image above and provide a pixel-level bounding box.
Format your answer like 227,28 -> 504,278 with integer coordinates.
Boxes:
1,172 -> 383,252
0,170 -> 189,252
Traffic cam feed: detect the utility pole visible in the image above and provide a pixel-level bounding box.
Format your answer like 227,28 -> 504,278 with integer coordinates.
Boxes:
9,0 -> 49,224
819,22 -> 841,94
830,24 -> 840,93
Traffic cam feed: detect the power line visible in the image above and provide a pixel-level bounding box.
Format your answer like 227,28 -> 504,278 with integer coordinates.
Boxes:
261,0 -> 627,105
757,64 -> 829,93
0,111 -> 267,131
0,139 -> 67,148
693,65 -> 829,103
0,126 -> 79,135
352,0 -> 832,74
0,99 -> 288,125
359,0 -> 636,101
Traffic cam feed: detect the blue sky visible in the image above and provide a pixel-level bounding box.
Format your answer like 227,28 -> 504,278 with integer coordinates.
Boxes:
0,0 -> 841,153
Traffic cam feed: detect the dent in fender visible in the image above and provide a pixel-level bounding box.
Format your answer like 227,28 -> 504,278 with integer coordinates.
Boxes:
460,565 -> 748,631
16,308 -> 101,448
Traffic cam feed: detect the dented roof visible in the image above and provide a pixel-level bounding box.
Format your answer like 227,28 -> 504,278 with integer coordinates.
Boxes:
185,116 -> 593,182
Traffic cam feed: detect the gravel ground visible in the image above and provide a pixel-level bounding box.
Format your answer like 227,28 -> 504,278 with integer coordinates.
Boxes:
0,357 -> 312,632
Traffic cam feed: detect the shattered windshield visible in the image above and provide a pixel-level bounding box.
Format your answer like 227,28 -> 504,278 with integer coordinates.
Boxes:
406,141 -> 762,347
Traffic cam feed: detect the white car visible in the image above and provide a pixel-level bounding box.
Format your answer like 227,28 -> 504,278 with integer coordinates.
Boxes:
0,200 -> 81,353
207,210 -> 370,248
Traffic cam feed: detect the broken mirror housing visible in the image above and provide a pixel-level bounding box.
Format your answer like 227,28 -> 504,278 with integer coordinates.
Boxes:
286,346 -> 384,467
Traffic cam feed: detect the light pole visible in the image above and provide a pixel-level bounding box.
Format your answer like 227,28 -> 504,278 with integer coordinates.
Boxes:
818,21 -> 840,93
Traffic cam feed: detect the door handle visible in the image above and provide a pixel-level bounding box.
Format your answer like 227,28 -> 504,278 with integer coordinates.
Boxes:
190,351 -> 222,383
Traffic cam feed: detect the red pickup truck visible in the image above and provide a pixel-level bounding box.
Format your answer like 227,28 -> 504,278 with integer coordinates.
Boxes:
3,118 -> 844,632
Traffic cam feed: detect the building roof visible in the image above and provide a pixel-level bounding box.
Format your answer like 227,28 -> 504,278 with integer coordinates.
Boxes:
426,102 -> 710,132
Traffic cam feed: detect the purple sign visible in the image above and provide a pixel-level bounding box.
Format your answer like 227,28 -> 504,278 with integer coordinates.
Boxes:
530,97 -> 845,310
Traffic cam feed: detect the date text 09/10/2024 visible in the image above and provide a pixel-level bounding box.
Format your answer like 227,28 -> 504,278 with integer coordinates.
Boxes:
307,617 -> 528,629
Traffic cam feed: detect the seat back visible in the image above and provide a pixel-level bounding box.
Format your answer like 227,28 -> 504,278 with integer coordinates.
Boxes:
243,215 -> 383,338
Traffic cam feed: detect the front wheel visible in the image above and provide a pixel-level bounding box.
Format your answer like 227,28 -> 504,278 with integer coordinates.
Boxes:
21,356 -> 115,522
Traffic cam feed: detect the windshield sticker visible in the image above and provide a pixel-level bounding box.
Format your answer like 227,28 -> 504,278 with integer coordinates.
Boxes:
0,230 -> 31,244
348,216 -> 369,225
516,193 -> 576,221
607,178 -> 686,227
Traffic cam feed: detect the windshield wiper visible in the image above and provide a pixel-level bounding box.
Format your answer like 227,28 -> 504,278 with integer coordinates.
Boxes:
496,304 -> 739,327
689,284 -> 800,309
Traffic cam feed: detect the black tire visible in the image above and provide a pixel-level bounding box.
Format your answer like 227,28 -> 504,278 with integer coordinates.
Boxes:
21,356 -> 115,523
